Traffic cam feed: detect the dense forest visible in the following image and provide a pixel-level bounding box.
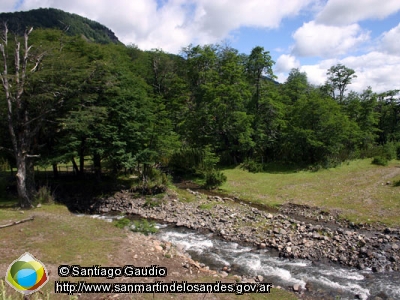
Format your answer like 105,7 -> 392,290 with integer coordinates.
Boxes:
0,10 -> 399,207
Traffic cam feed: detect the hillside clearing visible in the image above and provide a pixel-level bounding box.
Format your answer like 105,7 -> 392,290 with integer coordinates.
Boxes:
220,159 -> 400,226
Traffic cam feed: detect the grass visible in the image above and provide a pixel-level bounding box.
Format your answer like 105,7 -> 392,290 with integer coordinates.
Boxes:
0,204 -> 126,300
198,203 -> 216,210
0,205 -> 125,266
220,159 -> 400,226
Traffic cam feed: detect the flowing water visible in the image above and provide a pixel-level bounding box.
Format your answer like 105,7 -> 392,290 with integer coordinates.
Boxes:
156,225 -> 400,300
83,214 -> 400,299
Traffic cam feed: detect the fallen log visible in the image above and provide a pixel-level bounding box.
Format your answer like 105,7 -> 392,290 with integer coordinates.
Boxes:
0,216 -> 34,228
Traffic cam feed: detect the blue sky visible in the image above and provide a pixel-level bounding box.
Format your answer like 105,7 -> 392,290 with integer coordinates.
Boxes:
1,0 -> 400,92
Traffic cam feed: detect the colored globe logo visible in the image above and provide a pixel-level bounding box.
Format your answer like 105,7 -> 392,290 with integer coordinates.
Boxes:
5,252 -> 49,295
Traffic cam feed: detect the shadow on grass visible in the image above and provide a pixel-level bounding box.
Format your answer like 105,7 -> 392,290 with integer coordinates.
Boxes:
0,171 -> 137,212
0,173 -> 18,208
238,162 -> 303,174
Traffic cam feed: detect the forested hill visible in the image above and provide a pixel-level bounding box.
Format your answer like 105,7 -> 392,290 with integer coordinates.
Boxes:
0,8 -> 120,44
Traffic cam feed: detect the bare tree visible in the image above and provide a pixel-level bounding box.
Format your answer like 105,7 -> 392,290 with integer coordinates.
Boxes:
0,23 -> 44,207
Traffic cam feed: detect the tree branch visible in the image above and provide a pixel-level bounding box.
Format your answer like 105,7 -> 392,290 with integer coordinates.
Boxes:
1,22 -> 7,45
30,52 -> 46,73
0,216 -> 34,229
0,146 -> 13,154
23,108 -> 56,128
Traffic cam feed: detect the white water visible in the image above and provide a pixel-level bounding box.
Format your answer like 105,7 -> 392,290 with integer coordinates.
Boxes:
157,225 -> 400,300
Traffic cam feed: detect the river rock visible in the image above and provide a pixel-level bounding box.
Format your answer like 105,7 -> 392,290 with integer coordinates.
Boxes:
293,284 -> 301,292
219,271 -> 229,278
305,282 -> 313,291
266,213 -> 274,219
90,189 -> 400,274
259,243 -> 267,249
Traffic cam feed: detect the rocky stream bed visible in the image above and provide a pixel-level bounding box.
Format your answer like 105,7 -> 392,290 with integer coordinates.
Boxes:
90,189 -> 400,276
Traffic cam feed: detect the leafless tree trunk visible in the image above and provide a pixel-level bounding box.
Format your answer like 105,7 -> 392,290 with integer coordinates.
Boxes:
0,24 -> 42,208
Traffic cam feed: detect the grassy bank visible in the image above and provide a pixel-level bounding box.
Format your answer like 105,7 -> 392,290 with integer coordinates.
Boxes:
0,205 -> 297,300
220,159 -> 400,226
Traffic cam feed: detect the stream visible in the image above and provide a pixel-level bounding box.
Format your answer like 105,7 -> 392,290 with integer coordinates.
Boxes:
155,224 -> 400,300
85,212 -> 400,300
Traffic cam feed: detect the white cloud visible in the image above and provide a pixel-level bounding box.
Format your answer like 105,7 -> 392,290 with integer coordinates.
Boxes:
193,0 -> 315,40
275,54 -> 300,73
316,0 -> 400,25
301,52 -> 400,93
340,51 -> 400,92
299,58 -> 337,86
14,0 -> 316,53
292,21 -> 370,57
0,0 -> 18,12
380,23 -> 400,55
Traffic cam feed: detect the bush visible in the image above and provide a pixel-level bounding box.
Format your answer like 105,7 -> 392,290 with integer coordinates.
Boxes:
131,219 -> 158,235
114,217 -> 130,229
131,166 -> 170,195
34,186 -> 54,204
0,158 -> 10,172
130,184 -> 167,195
372,156 -> 388,166
241,159 -> 264,173
396,142 -> 400,160
169,148 -> 204,175
204,170 -> 227,189
382,142 -> 397,160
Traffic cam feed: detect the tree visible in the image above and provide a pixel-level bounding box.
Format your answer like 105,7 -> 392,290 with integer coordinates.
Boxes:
182,44 -> 254,164
282,90 -> 360,165
246,46 -> 276,110
0,24 -> 46,207
284,68 -> 309,103
343,88 -> 380,151
326,64 -> 357,103
54,42 -> 155,179
376,89 -> 400,144
0,26 -> 89,206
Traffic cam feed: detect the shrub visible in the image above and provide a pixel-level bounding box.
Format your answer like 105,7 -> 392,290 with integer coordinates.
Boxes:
131,219 -> 158,235
114,217 -> 130,229
169,148 -> 204,175
396,142 -> 400,160
382,142 -> 397,160
241,159 -> 263,173
204,170 -> 227,189
0,158 -> 10,172
34,186 -> 54,204
372,156 -> 388,166
131,166 -> 170,195
131,183 -> 167,195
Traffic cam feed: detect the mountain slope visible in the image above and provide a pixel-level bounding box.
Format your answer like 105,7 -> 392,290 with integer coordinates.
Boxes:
0,8 -> 121,44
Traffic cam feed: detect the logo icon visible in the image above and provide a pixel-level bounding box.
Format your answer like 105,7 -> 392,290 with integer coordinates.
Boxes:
5,252 -> 49,295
